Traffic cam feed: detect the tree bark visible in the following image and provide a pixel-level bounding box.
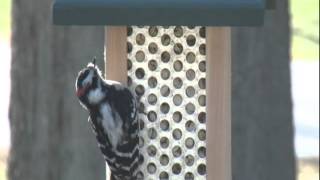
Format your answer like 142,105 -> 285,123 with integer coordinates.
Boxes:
232,1 -> 296,180
8,0 -> 105,179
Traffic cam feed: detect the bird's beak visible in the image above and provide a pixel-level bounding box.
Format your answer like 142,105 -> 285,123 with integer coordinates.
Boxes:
93,57 -> 96,68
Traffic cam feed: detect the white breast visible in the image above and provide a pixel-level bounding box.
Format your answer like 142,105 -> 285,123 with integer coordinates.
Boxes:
100,104 -> 123,148
88,88 -> 105,104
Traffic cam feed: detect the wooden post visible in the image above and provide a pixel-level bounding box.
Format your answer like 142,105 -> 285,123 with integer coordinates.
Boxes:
105,26 -> 127,85
206,27 -> 232,180
104,26 -> 127,180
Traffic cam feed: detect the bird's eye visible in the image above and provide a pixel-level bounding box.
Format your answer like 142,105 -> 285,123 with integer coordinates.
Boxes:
83,70 -> 90,77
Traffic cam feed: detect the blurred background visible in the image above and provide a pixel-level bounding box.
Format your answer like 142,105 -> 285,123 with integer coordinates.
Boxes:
0,0 -> 318,180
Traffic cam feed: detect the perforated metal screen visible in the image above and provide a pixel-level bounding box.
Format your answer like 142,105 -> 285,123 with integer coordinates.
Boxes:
127,26 -> 207,180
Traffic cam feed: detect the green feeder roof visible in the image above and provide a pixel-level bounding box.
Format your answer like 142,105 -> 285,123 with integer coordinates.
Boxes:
53,0 -> 268,26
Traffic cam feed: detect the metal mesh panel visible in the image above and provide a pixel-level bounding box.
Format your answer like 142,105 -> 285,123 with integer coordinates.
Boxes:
127,26 -> 206,180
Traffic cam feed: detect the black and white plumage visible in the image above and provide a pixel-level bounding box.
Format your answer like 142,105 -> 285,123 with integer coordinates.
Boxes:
75,59 -> 140,180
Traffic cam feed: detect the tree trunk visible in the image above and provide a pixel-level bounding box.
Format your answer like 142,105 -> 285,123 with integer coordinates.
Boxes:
232,1 -> 296,180
8,0 -> 105,179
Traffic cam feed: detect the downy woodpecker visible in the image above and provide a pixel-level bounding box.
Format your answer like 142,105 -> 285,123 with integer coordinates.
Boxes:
75,58 -> 140,180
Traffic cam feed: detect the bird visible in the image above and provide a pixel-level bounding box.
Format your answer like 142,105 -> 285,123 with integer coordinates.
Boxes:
75,58 -> 140,180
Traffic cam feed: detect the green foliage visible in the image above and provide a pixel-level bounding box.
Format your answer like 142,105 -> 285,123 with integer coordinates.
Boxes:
0,0 -> 11,38
291,0 -> 319,60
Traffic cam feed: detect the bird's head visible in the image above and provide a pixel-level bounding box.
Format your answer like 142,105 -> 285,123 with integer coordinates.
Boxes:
75,57 -> 102,99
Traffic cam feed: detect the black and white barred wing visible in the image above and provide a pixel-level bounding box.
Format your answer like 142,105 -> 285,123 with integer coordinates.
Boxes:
107,85 -> 140,171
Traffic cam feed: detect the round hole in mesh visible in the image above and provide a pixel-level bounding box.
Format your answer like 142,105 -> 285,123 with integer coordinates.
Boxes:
161,68 -> 171,80
159,171 -> 169,180
147,145 -> 157,157
148,59 -> 158,71
185,172 -> 195,180
147,94 -> 157,105
127,27 -> 133,36
198,61 -> 206,72
172,129 -> 182,140
138,102 -> 145,114
173,60 -> 183,72
128,59 -> 132,70
135,68 -> 145,79
139,154 -> 144,165
198,78 -> 206,89
137,171 -> 144,180
135,51 -> 145,62
185,103 -> 195,114
173,94 -> 183,106
160,103 -> 170,114
160,154 -> 170,166
198,95 -> 206,106
186,69 -> 196,81
173,77 -> 183,89
198,146 -> 206,158
199,44 -> 206,55
185,120 -> 196,132
172,111 -> 182,123
161,51 -> 171,63
148,127 -> 157,140
160,120 -> 170,131
148,26 -> 158,37
198,112 -> 206,124
172,145 -> 182,157
174,43 -> 183,55
186,86 -> 195,98
197,164 -> 206,175
160,137 -> 169,149
185,137 -> 195,149
147,162 -> 157,174
174,26 -> 183,37
161,34 -> 171,46
139,119 -> 145,130
148,77 -> 158,88
127,76 -> 132,86
136,33 -> 146,45
148,42 -> 158,54
160,85 -> 170,97
138,134 -> 145,148
198,129 -> 206,141
185,154 -> 195,166
186,35 -> 196,46
172,163 -> 182,175
127,42 -> 133,53
199,27 -> 206,38
147,111 -> 157,122
135,85 -> 145,96
186,52 -> 196,64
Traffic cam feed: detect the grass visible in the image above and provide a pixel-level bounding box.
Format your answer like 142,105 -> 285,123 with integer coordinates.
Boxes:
0,164 -> 5,180
0,150 -> 7,180
298,157 -> 319,180
291,0 -> 319,60
0,0 -> 10,39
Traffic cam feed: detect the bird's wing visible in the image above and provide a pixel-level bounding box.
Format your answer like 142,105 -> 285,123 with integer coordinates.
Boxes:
109,85 -> 138,133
